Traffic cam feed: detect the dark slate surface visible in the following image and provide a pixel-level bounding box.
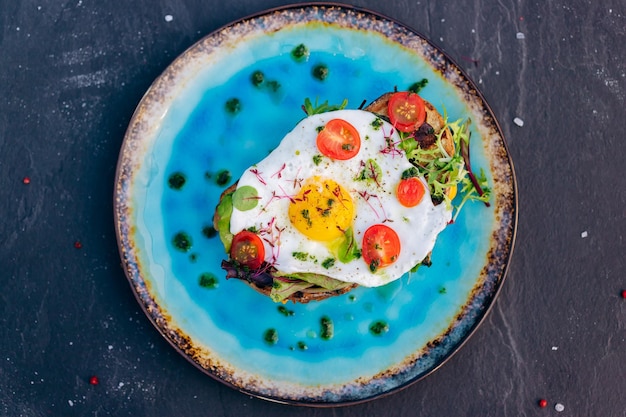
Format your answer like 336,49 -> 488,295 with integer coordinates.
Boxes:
1,0 -> 624,416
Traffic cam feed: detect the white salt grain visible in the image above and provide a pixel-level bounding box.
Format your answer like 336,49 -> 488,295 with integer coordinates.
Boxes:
513,117 -> 524,127
555,403 -> 565,412
164,15 -> 173,22
68,400 -> 74,407
581,231 -> 588,238
516,32 -> 525,39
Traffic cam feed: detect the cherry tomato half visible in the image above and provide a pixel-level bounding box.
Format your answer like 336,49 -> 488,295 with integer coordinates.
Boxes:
316,119 -> 361,160
361,224 -> 401,272
230,230 -> 265,269
387,91 -> 426,133
396,177 -> 426,207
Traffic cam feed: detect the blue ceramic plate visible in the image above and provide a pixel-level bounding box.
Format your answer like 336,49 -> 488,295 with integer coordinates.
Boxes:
114,4 -> 517,406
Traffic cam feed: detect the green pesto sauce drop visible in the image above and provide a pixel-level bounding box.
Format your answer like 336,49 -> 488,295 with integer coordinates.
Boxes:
292,252 -> 309,261
278,305 -> 294,317
251,70 -> 264,86
371,118 -> 384,131
225,98 -> 241,114
264,329 -> 278,345
291,43 -> 309,61
408,78 -> 429,94
369,320 -> 389,336
321,258 -> 335,269
215,169 -> 231,186
172,232 -> 192,252
167,172 -> 186,190
312,64 -> 329,81
320,316 -> 334,340
265,80 -> 281,92
198,273 -> 219,289
202,225 -> 217,239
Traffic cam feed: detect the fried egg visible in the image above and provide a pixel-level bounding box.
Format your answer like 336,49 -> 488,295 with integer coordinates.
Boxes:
228,109 -> 451,287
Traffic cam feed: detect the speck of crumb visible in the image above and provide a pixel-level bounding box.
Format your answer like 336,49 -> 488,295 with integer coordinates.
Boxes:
164,15 -> 173,22
513,117 -> 524,127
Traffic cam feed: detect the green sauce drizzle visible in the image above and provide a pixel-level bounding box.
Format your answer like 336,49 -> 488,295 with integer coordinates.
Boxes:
202,226 -> 217,239
251,70 -> 264,86
291,43 -> 309,61
320,316 -> 334,340
167,172 -> 186,190
278,306 -> 295,317
198,273 -> 219,289
369,320 -> 389,336
225,98 -> 241,114
264,329 -> 278,345
172,232 -> 192,252
312,64 -> 329,81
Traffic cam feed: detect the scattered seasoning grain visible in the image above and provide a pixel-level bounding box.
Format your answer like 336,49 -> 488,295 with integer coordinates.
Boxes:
89,376 -> 99,385
538,399 -> 548,408
74,241 -> 82,249
555,403 -> 565,412
22,177 -> 31,184
513,117 -> 524,127
621,289 -> 626,299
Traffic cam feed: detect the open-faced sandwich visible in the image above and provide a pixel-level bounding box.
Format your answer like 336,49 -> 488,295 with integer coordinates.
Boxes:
213,90 -> 490,303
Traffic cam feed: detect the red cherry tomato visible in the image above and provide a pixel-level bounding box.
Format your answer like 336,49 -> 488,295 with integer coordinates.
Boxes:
230,230 -> 265,269
387,92 -> 426,133
316,119 -> 361,160
396,177 -> 426,207
361,225 -> 401,272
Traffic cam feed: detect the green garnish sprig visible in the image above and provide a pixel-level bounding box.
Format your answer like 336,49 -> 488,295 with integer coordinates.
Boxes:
398,116 -> 491,221
302,97 -> 348,115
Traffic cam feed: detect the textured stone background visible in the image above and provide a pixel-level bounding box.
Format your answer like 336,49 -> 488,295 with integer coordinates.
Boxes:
1,0 -> 624,416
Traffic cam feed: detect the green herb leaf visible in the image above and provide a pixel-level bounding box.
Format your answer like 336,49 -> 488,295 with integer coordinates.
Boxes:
303,97 -> 348,116
232,185 -> 259,211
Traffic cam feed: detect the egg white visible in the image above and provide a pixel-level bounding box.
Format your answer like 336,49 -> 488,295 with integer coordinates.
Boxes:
229,109 -> 451,287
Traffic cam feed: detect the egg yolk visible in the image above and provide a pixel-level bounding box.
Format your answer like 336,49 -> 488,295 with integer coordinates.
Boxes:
288,177 -> 354,242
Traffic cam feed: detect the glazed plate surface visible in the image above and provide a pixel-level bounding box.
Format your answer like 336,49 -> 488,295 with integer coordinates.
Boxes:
114,3 -> 517,406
